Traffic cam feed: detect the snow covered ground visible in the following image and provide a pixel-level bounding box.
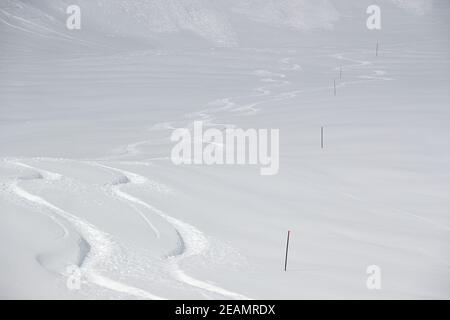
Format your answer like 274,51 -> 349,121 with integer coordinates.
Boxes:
0,0 -> 449,299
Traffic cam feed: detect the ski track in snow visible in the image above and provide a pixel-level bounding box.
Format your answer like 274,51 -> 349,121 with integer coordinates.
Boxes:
89,162 -> 249,299
173,50 -> 394,135
3,160 -> 165,300
94,162 -> 162,239
10,181 -> 70,239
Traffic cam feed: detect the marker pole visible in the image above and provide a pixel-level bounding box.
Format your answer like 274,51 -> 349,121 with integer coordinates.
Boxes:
321,126 -> 324,149
284,230 -> 291,271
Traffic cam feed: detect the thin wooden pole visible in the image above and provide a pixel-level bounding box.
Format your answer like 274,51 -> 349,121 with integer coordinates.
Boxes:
321,126 -> 324,149
284,230 -> 291,271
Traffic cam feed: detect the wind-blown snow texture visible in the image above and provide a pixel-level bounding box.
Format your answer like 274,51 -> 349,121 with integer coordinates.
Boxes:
0,0 -> 449,299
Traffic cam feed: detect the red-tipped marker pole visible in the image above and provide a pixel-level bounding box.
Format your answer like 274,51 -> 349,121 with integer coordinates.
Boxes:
284,230 -> 291,271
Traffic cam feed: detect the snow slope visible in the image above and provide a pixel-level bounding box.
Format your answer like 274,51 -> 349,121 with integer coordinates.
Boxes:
0,0 -> 449,299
